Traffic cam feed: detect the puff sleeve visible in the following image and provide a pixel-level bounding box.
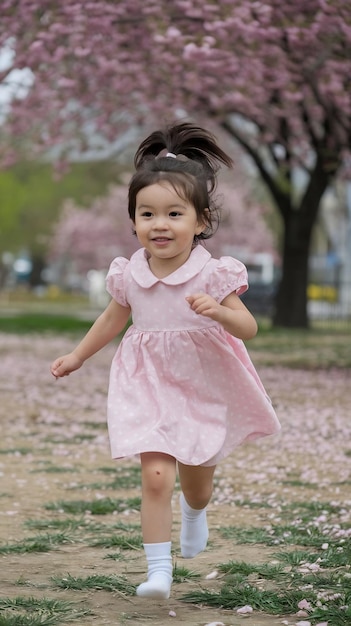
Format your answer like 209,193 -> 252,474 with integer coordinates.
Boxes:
105,257 -> 129,307
209,256 -> 248,303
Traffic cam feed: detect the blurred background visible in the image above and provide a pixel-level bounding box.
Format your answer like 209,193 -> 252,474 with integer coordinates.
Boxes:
0,1 -> 350,331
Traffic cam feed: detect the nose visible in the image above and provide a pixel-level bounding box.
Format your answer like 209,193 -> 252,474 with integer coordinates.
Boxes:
154,216 -> 169,230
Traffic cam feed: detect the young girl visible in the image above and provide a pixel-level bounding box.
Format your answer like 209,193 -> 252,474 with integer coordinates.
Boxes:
51,122 -> 280,600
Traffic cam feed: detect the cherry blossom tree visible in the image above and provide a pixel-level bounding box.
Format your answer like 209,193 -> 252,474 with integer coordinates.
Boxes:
48,182 -> 275,286
1,1 -> 350,326
48,186 -> 138,279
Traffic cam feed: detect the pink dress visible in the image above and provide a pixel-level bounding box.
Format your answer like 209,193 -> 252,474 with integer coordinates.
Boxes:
106,245 -> 280,467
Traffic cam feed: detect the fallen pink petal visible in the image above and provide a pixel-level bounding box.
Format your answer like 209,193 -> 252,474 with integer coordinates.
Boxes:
297,599 -> 313,611
236,605 -> 253,614
205,570 -> 219,580
0,328 -> 349,626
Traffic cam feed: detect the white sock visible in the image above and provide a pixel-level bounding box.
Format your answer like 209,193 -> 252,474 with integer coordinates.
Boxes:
136,542 -> 172,599
180,492 -> 209,558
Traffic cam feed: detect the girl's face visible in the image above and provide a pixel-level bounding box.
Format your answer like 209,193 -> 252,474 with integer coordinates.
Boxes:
134,182 -> 205,275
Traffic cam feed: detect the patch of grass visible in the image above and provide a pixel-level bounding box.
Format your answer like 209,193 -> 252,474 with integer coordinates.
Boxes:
78,478 -> 140,491
188,501 -> 351,625
30,465 -> 77,474
80,465 -> 142,490
74,479 -> 134,492
0,311 -> 131,339
273,548 -> 321,566
318,543 -> 351,569
52,573 -> 136,596
45,496 -> 141,515
0,533 -> 72,555
280,480 -> 317,488
80,421 -> 106,430
90,534 -> 142,550
218,560 -> 285,580
97,466 -> 118,473
301,571 -> 348,589
286,500 -> 342,515
0,313 -> 93,335
24,518 -> 91,533
310,604 -> 351,625
172,564 -> 201,583
279,500 -> 343,524
42,434 -> 96,444
219,522 -> 342,548
252,326 -> 351,369
101,521 -> 141,532
25,519 -> 141,541
181,573 -> 351,624
0,596 -> 90,625
331,480 -> 351,487
103,552 -> 127,561
219,525 -> 275,544
182,584 -> 312,613
233,499 -> 274,509
0,448 -> 33,455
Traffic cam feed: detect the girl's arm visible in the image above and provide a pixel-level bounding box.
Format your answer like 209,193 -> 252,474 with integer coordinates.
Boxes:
51,298 -> 131,378
186,291 -> 257,340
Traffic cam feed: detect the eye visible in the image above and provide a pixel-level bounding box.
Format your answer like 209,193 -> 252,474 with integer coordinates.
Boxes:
169,211 -> 182,217
140,211 -> 153,217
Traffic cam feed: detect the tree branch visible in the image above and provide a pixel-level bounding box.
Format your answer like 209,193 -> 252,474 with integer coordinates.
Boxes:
221,117 -> 291,219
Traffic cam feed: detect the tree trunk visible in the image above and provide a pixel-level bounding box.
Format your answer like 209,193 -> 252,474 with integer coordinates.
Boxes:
219,119 -> 339,328
273,211 -> 312,328
272,157 -> 333,328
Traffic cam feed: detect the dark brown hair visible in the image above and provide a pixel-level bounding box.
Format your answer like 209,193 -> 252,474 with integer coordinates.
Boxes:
128,122 -> 233,240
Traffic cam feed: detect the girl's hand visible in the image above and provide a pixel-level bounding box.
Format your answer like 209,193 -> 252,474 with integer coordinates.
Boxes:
186,291 -> 258,340
50,299 -> 131,381
186,293 -> 222,322
50,353 -> 83,379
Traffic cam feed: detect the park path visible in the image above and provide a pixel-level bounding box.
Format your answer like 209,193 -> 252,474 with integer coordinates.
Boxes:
0,333 -> 350,625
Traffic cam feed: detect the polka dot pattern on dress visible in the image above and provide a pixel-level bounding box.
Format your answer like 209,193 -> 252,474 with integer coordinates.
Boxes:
105,246 -> 280,466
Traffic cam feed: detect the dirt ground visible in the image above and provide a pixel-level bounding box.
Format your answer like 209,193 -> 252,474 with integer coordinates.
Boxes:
0,333 -> 350,626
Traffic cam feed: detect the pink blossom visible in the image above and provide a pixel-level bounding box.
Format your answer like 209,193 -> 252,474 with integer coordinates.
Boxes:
1,1 -> 349,329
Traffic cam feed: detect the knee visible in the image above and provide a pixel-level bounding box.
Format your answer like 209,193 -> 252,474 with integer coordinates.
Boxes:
182,484 -> 213,509
141,455 -> 175,500
143,470 -> 174,500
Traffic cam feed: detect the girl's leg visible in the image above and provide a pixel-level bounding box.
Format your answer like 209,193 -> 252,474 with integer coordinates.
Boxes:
137,452 -> 176,599
178,462 -> 216,558
140,452 -> 176,543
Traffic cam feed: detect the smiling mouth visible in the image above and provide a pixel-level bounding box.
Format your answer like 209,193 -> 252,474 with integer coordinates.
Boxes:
152,237 -> 172,242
